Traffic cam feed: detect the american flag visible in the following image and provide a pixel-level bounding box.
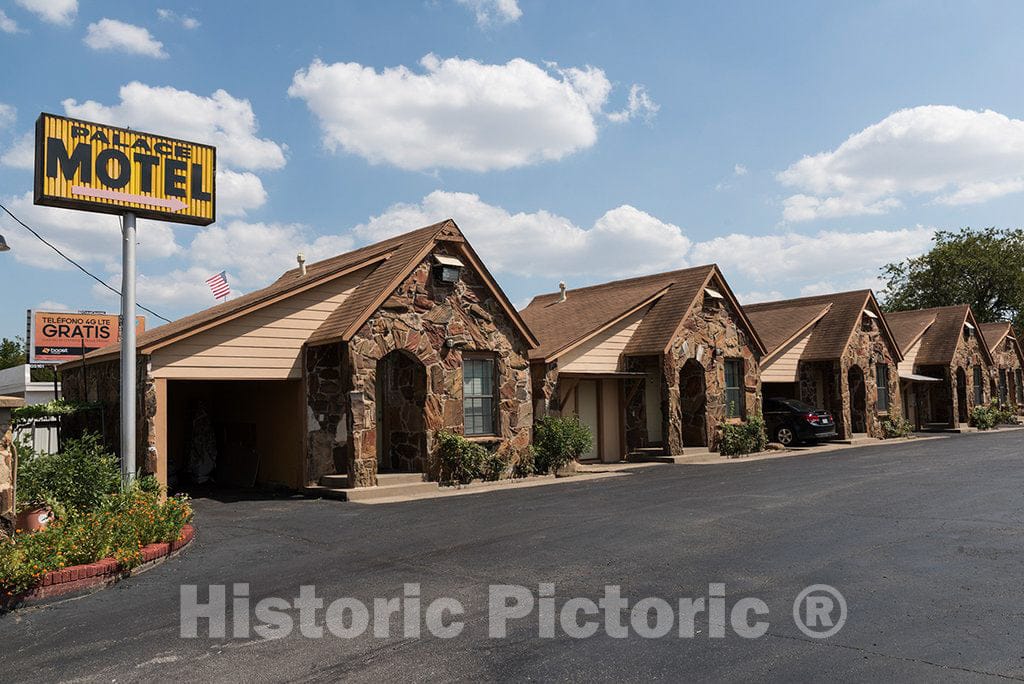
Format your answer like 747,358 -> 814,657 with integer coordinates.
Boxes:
206,271 -> 231,300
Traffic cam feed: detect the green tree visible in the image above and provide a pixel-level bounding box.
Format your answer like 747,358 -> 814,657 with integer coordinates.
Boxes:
881,227 -> 1024,329
0,337 -> 26,370
0,336 -> 55,380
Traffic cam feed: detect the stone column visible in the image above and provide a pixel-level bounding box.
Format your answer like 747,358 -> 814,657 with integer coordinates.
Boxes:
0,396 -> 25,537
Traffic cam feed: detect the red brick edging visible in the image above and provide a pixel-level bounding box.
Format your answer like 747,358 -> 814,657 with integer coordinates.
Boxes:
2,524 -> 195,612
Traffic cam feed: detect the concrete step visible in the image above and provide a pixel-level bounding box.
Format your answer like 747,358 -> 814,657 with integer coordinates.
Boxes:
307,472 -> 434,502
829,434 -> 879,446
627,447 -> 716,463
319,472 -> 425,488
920,423 -> 977,434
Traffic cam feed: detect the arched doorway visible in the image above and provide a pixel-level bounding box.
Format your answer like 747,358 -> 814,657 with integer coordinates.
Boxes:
375,350 -> 427,473
679,359 -> 707,447
847,365 -> 867,433
956,367 -> 968,424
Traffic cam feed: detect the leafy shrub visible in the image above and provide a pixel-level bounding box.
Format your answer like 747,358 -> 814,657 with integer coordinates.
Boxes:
511,448 -> 537,479
16,433 -> 121,511
881,416 -> 914,439
969,404 -> 998,430
719,416 -> 768,456
434,430 -> 488,485
534,416 -> 593,474
480,451 -> 509,482
991,402 -> 1017,426
11,399 -> 99,424
0,486 -> 193,595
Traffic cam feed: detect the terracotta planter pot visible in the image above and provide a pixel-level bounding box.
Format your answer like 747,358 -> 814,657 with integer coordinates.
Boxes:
15,505 -> 53,533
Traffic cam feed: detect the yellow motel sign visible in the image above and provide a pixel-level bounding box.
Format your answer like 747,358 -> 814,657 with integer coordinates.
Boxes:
34,113 -> 216,226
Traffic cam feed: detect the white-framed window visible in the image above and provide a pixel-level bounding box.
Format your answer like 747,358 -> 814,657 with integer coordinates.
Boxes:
463,355 -> 497,435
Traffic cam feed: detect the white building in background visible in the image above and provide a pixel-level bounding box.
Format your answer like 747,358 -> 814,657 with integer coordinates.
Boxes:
0,364 -> 60,453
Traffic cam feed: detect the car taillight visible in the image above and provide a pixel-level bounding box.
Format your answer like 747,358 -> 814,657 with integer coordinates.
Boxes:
804,413 -> 819,425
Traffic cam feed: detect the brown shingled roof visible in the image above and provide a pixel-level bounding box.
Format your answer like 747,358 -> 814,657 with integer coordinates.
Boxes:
886,305 -> 992,366
744,302 -> 831,357
745,290 -> 901,362
979,322 -> 1012,353
69,219 -> 536,366
884,309 -> 937,354
520,264 -> 764,362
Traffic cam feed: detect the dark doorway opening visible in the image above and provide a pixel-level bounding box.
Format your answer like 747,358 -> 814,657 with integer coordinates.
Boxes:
847,365 -> 867,433
679,359 -> 708,447
375,350 -> 428,473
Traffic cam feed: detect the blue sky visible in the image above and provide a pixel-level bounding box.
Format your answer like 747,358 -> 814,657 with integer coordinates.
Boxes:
4,0 -> 1024,338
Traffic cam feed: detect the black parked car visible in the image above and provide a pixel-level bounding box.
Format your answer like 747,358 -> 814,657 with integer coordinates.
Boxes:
763,397 -> 838,446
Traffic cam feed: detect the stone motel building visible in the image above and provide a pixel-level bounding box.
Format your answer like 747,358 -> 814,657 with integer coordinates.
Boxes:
886,305 -> 994,430
520,265 -> 765,460
744,290 -> 904,440
57,221 -> 1023,493
979,321 -> 1024,413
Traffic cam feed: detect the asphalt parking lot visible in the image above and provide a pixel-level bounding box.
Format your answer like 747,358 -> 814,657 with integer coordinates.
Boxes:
2,431 -> 1023,682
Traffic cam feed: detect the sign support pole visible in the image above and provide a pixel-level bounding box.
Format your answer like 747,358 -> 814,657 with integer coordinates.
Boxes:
120,211 -> 137,485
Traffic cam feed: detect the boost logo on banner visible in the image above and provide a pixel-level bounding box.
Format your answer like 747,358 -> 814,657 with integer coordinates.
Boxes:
29,310 -> 146,364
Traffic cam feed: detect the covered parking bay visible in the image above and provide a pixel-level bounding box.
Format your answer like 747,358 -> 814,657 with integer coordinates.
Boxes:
165,379 -> 304,490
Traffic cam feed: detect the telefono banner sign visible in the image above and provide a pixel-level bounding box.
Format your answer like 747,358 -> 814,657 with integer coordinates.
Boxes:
34,113 -> 216,226
29,310 -> 146,364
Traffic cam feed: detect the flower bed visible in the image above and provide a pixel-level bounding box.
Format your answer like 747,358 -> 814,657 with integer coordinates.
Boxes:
2,487 -> 193,595
1,524 -> 194,611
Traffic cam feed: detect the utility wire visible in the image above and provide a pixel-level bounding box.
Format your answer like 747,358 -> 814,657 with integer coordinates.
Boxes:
0,201 -> 172,323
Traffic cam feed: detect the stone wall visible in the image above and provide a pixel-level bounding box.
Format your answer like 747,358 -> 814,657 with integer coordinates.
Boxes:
839,316 -> 903,438
663,292 -> 761,453
799,360 -> 843,433
59,357 -> 157,476
950,331 -> 991,423
988,337 -> 1023,410
343,242 -> 533,487
623,355 -> 659,451
0,405 -> 18,536
305,343 -> 347,484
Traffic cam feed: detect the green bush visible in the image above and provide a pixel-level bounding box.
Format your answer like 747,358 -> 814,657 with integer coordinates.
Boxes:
434,430 -> 488,485
719,416 -> 768,456
881,416 -> 914,439
511,448 -> 537,479
16,433 -> 121,512
1,485 -> 193,595
480,451 -> 509,482
533,415 -> 593,474
991,402 -> 1017,426
969,404 -> 998,430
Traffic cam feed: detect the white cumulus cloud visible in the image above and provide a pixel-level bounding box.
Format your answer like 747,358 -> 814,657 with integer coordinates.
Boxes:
63,82 -> 286,171
0,132 -> 34,169
779,105 -> 1024,221
0,10 -> 21,33
289,54 -> 650,172
354,191 -> 691,279
2,191 -> 182,272
607,84 -> 659,124
0,104 -> 15,129
84,19 -> 167,58
157,8 -> 199,29
16,0 -> 76,25
456,0 -> 522,26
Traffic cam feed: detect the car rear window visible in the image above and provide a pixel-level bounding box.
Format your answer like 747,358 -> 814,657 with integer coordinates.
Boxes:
770,398 -> 819,412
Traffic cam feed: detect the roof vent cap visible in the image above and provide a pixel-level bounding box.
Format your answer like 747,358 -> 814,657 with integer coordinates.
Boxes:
558,281 -> 567,302
297,252 -> 307,276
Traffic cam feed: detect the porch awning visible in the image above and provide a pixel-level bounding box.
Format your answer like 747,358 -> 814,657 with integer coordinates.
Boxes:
559,371 -> 647,379
899,372 -> 942,383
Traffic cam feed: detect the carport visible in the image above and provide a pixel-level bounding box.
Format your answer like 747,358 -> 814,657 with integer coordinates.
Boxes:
165,379 -> 304,490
